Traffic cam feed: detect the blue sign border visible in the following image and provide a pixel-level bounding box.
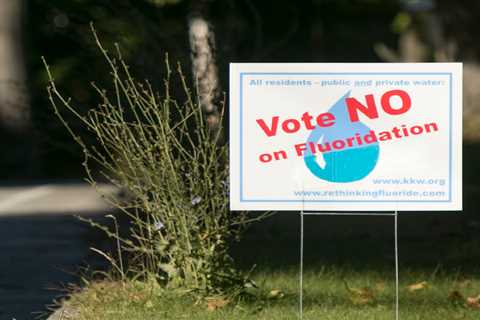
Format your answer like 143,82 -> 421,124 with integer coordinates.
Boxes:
238,72 -> 453,203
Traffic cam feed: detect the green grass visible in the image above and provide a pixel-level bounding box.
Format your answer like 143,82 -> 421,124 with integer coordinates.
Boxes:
54,214 -> 480,319
58,267 -> 480,320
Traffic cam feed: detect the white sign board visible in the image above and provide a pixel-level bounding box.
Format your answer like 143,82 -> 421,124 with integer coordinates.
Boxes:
229,63 -> 462,211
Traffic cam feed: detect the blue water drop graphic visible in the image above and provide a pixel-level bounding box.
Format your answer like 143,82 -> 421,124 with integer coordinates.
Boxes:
304,91 -> 380,183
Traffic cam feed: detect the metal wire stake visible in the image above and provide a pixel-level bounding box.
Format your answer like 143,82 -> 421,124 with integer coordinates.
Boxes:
299,210 -> 304,320
298,210 -> 399,320
395,211 -> 399,320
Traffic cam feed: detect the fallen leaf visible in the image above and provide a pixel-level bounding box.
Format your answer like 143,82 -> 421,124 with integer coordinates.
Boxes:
349,287 -> 375,305
408,281 -> 428,292
206,297 -> 229,311
129,293 -> 143,302
343,280 -> 376,305
268,289 -> 285,299
466,295 -> 480,309
448,290 -> 464,303
90,291 -> 99,302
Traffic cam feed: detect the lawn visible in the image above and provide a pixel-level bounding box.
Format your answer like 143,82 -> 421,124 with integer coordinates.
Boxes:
55,267 -> 480,320
50,213 -> 480,320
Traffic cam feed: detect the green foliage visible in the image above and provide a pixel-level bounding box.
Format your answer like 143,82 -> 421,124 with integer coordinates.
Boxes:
392,11 -> 412,33
28,0 -> 191,177
146,0 -> 182,6
43,27 -> 266,295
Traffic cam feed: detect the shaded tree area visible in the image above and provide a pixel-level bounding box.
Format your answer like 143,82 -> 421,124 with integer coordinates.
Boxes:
0,0 -> 32,177
1,0 -> 478,179
25,0 -> 191,179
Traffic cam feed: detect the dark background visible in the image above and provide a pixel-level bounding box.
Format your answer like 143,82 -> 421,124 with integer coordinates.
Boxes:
1,0 -> 476,180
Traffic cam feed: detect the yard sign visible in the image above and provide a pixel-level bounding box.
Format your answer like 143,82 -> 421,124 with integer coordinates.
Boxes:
230,63 -> 462,211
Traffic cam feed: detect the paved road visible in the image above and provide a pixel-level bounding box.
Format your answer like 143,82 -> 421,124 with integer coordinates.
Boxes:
0,182 -> 115,320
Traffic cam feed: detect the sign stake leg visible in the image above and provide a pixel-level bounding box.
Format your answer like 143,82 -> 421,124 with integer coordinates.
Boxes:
299,210 -> 304,320
395,211 -> 399,320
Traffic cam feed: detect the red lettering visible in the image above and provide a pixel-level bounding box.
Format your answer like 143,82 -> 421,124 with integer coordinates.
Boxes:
381,89 -> 411,115
256,113 -> 336,138
346,94 -> 378,122
316,112 -> 335,127
295,143 -> 307,156
256,117 -> 279,137
282,119 -> 301,133
301,112 -> 315,130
